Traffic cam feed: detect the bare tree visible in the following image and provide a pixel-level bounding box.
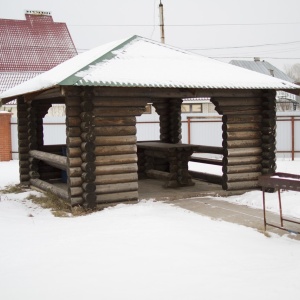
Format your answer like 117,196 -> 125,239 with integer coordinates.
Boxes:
284,63 -> 300,82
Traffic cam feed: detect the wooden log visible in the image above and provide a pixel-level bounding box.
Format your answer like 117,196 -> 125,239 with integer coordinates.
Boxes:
189,171 -> 222,184
217,105 -> 261,114
95,173 -> 138,185
223,180 -> 259,191
81,132 -> 96,142
95,182 -> 138,194
30,178 -> 69,200
67,137 -> 81,147
189,156 -> 223,166
29,150 -> 67,171
81,162 -> 96,173
69,177 -> 83,187
66,117 -> 81,127
224,172 -> 261,182
145,170 -> 170,180
223,131 -> 261,140
192,145 -> 223,154
222,123 -> 261,132
92,97 -> 148,107
67,147 -> 82,158
224,139 -> 262,148
69,187 -> 83,197
81,100 -> 94,112
64,96 -> 81,106
81,152 -> 96,162
94,145 -> 137,156
83,193 -> 96,208
93,116 -> 136,126
96,191 -> 138,204
71,197 -> 84,206
95,154 -> 137,165
224,156 -> 262,166
93,107 -> 145,117
81,142 -> 96,152
93,126 -> 136,136
94,135 -> 136,146
223,164 -> 262,174
65,106 -> 82,117
223,115 -> 262,124
81,172 -> 96,182
67,157 -> 82,168
20,174 -> 30,182
93,86 -> 261,98
94,163 -> 138,175
225,147 -> 262,157
213,98 -> 261,107
82,183 -> 96,193
68,167 -> 82,177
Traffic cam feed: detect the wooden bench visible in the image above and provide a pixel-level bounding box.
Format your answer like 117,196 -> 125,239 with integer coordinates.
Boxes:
137,142 -> 198,188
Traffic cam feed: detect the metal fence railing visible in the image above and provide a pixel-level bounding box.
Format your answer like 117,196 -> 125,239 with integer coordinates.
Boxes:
10,113 -> 300,160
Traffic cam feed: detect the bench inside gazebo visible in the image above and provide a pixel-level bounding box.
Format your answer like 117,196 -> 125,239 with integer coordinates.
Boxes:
1,35 -> 299,209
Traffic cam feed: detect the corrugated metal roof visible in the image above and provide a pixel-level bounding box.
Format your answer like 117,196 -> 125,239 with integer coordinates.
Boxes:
229,60 -> 294,82
0,72 -> 42,93
1,35 -> 299,102
0,13 -> 77,72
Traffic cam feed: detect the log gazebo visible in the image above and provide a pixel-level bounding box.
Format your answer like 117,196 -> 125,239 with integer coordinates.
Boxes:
1,35 -> 299,209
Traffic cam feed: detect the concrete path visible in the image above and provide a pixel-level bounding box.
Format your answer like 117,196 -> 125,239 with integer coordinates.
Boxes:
138,178 -> 299,240
166,197 -> 300,240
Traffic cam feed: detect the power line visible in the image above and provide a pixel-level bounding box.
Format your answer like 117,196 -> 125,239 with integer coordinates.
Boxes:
69,22 -> 300,27
188,40 -> 300,51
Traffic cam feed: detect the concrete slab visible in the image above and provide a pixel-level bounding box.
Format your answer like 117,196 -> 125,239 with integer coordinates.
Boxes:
138,178 -> 300,240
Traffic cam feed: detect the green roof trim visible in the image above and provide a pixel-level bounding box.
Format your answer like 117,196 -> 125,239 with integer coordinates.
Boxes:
59,35 -> 139,86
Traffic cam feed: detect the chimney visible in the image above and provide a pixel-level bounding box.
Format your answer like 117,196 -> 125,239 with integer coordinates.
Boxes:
254,57 -> 260,62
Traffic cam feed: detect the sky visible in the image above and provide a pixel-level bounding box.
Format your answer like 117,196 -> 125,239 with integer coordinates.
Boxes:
1,0 -> 300,72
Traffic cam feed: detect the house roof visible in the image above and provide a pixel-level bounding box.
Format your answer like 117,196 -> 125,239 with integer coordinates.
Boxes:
0,72 -> 42,94
0,12 -> 77,72
1,35 -> 299,103
229,59 -> 294,83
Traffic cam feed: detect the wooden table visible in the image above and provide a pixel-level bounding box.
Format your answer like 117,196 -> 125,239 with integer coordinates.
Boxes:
137,142 -> 198,188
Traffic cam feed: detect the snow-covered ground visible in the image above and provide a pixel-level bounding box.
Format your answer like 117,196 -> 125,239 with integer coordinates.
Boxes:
1,159 -> 300,300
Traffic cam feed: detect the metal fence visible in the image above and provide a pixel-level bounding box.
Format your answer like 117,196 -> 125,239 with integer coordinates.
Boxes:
10,112 -> 300,160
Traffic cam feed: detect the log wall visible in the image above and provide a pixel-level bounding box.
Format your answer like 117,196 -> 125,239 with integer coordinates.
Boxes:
64,87 -> 148,208
212,91 -> 277,191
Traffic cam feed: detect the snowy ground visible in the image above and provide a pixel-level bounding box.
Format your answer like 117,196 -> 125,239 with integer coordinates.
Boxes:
1,159 -> 300,300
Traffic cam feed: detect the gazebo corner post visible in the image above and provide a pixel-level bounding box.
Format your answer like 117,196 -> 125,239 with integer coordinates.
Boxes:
152,98 -> 182,144
169,98 -> 183,143
212,92 -> 264,191
152,99 -> 170,143
92,87 -> 149,208
261,90 -> 277,175
80,87 -> 97,209
17,96 -> 30,184
64,87 -> 85,207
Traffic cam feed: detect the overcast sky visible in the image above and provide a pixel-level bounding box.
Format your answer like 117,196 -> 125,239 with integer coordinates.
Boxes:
1,0 -> 300,71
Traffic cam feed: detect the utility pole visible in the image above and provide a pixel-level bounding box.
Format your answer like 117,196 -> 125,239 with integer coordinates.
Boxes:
159,0 -> 165,43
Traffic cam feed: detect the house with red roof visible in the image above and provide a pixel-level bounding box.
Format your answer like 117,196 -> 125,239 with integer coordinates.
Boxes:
0,10 -> 77,113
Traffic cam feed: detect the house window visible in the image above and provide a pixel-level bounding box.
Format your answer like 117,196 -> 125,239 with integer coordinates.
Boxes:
181,103 -> 202,113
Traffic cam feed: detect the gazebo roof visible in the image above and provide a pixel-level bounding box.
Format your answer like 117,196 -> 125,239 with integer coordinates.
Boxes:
1,35 -> 299,103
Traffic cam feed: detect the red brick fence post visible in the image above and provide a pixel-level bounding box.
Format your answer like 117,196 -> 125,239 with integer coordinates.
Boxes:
0,112 -> 13,161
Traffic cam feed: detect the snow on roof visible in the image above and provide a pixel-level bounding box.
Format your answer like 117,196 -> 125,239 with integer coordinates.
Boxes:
1,35 -> 299,102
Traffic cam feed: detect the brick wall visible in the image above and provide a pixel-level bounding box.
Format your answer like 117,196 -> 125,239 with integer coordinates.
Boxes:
0,112 -> 13,161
